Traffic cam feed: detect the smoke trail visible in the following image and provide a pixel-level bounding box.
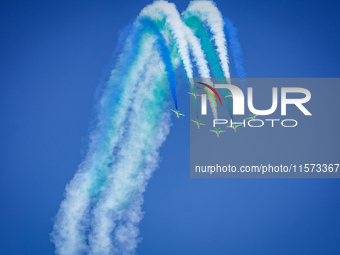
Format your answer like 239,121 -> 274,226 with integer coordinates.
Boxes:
89,47 -> 170,255
52,1 -> 240,254
183,12 -> 234,118
185,1 -> 235,119
140,1 -> 193,80
183,25 -> 217,118
52,30 -> 161,255
186,0 -> 231,79
183,15 -> 223,78
140,1 -> 218,117
223,17 -> 247,92
139,17 -> 178,109
52,13 -> 185,254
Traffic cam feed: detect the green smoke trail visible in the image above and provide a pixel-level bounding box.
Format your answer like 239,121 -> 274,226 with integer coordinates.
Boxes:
87,31 -> 165,199
183,13 -> 233,119
53,2 -> 239,254
147,16 -> 200,118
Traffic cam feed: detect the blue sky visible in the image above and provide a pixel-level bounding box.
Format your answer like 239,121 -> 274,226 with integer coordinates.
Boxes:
1,0 -> 340,254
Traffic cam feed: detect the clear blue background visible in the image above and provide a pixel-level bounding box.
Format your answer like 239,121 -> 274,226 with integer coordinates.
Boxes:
1,0 -> 340,254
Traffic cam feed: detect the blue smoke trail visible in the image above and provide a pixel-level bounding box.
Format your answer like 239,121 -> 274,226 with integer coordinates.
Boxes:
139,17 -> 178,109
51,1 -> 243,254
183,14 -> 234,119
223,17 -> 247,92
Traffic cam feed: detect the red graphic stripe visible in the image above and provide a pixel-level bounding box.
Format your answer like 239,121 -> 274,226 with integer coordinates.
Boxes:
197,82 -> 223,106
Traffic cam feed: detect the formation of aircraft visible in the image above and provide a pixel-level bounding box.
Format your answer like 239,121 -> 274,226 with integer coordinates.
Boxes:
210,128 -> 226,138
246,113 -> 258,120
171,109 -> 184,118
227,124 -> 242,133
191,119 -> 205,129
188,92 -> 201,99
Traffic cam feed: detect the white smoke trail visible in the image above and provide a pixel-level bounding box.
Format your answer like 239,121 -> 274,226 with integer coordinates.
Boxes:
140,1 -> 193,81
141,0 -> 217,117
187,0 -> 231,80
52,34 -> 160,255
52,1 -> 234,254
89,42 -> 170,255
183,25 -> 217,118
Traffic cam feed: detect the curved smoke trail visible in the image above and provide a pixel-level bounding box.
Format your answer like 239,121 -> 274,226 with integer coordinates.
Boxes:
139,17 -> 178,109
183,5 -> 234,119
183,15 -> 224,77
223,17 -> 247,92
140,1 -> 193,80
52,1 -> 240,254
140,1 -> 218,118
52,33 -> 162,255
186,1 -> 231,79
